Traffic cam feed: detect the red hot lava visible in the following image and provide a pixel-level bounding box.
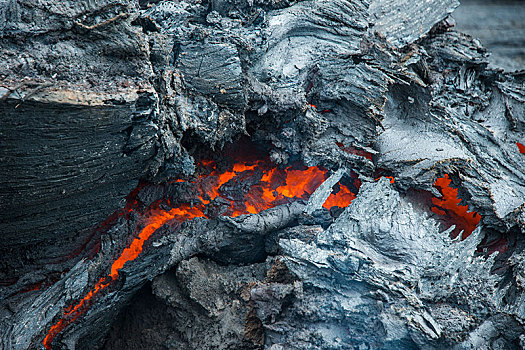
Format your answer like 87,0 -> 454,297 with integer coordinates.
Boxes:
323,183 -> 356,209
431,174 -> 481,239
517,142 -> 525,154
43,158 -> 357,348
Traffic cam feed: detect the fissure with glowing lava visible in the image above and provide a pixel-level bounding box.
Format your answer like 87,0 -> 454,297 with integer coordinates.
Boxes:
43,155 -> 481,348
43,158 -> 356,348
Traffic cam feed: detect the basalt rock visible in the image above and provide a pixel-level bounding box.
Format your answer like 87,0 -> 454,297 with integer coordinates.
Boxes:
1,0 -> 525,349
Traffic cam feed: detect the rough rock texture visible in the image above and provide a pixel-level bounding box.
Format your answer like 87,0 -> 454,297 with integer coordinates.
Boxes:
0,92 -> 157,276
0,0 -> 162,283
0,195 -> 316,349
369,0 -> 459,48
96,180 -> 525,349
277,179 -> 525,349
1,0 -> 525,349
103,257 -> 288,350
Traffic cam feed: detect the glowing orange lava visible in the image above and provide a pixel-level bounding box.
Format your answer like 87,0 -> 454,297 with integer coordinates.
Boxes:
517,142 -> 525,154
20,281 -> 43,293
431,174 -> 480,239
322,183 -> 356,209
43,205 -> 206,349
43,158 -> 357,348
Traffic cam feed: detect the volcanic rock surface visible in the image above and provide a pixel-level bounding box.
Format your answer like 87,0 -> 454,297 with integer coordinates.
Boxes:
1,0 -> 525,349
454,0 -> 525,72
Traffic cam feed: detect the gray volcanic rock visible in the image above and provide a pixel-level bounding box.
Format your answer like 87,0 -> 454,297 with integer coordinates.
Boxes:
103,256 -> 279,350
454,0 -> 525,72
0,90 -> 156,247
376,30 -> 525,230
275,178 -> 523,349
96,181 -> 524,349
0,0 -> 162,283
369,0 -> 459,48
1,0 -> 525,349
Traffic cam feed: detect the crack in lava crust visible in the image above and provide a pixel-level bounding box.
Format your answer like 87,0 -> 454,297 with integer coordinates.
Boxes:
43,159 -> 356,348
432,174 -> 481,239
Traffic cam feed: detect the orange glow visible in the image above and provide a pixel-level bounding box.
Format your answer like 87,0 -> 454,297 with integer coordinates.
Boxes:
43,204 -> 206,349
43,278 -> 110,348
43,157 -> 357,348
322,184 -> 356,209
276,167 -> 326,198
195,160 -> 332,217
375,176 -> 394,184
431,174 -> 481,239
20,281 -> 43,293
517,142 -> 525,154
109,205 -> 205,278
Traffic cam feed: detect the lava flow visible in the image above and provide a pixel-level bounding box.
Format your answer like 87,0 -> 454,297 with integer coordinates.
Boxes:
43,158 -> 357,348
43,205 -> 206,348
431,174 -> 481,239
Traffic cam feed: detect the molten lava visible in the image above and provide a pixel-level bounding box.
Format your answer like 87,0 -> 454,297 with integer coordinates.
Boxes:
43,158 -> 357,348
322,183 -> 356,209
375,176 -> 394,184
431,174 -> 481,239
43,205 -> 206,348
20,281 -> 43,293
517,142 -> 525,154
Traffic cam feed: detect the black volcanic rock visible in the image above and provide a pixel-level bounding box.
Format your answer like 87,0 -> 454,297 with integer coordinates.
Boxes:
0,92 -> 156,261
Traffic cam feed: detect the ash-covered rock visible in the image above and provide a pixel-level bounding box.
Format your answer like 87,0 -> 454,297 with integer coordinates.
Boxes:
376,30 -> 525,231
103,256 -> 299,350
104,256 -> 268,350
98,180 -> 525,350
273,178 -> 525,349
